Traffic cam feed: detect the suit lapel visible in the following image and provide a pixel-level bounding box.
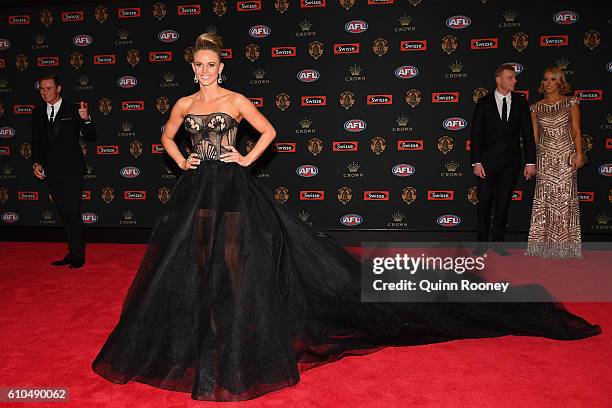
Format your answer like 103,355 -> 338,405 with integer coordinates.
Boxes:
52,101 -> 67,139
506,93 -> 519,125
489,94 -> 504,131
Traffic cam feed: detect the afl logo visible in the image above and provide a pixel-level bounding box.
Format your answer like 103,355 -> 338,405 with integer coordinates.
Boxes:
504,62 -> 524,74
296,164 -> 319,177
437,214 -> 461,227
443,117 -> 467,131
297,69 -> 320,82
249,25 -> 271,38
345,20 -> 368,34
82,212 -> 98,224
2,212 -> 19,223
340,214 -> 363,227
0,39 -> 10,50
158,30 -> 179,42
607,62 -> 612,73
598,163 -> 612,176
554,10 -> 579,25
446,15 -> 471,29
73,34 -> 92,47
0,127 -> 16,139
344,119 -> 367,132
395,65 -> 418,79
117,76 -> 137,88
392,164 -> 415,177
120,166 -> 140,178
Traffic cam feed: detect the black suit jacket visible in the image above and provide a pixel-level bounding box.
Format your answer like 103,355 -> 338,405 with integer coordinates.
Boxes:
470,92 -> 535,169
31,100 -> 97,178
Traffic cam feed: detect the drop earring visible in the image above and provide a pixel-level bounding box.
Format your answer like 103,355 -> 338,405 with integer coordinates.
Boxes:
217,76 -> 222,84
194,75 -> 198,84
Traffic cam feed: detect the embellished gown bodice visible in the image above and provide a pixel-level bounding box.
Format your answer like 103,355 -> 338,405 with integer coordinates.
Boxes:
183,112 -> 239,161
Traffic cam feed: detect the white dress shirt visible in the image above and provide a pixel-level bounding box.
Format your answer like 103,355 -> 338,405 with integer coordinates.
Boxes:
47,98 -> 62,122
493,89 -> 511,122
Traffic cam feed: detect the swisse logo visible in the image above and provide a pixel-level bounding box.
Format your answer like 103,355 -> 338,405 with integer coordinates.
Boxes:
446,15 -> 471,29
334,43 -> 360,54
18,191 -> 38,200
273,142 -> 297,152
300,191 -> 325,200
437,214 -> 461,227
575,90 -> 603,100
120,166 -> 140,178
61,11 -> 84,22
152,144 -> 165,154
554,10 -> 579,25
0,127 -> 16,139
272,47 -> 297,57
340,214 -> 362,227
367,95 -> 392,105
82,191 -> 91,200
607,62 -> 612,73
159,30 -> 179,43
578,192 -> 595,202
401,40 -> 427,51
397,140 -> 424,150
540,35 -> 568,46
345,20 -> 368,34
443,117 -> 467,131
178,5 -> 201,14
301,96 -> 326,106
395,65 -> 418,79
301,0 -> 326,7
296,164 -> 318,177
249,25 -> 270,38
118,8 -> 141,18
297,69 -> 320,82
13,105 -> 34,114
505,62 -> 524,74
344,119 -> 366,132
333,141 -> 358,151
432,92 -> 459,103
598,163 -> 612,176
73,34 -> 92,47
0,39 -> 10,51
428,190 -> 454,200
9,15 -> 30,25
149,52 -> 172,62
124,191 -> 146,200
238,1 -> 262,11
94,54 -> 116,64
122,101 -> 144,110
512,191 -> 523,201
249,97 -> 263,107
117,76 -> 137,88
2,212 -> 19,223
364,191 -> 389,201
0,146 -> 9,155
37,56 -> 59,66
221,49 -> 233,59
606,138 -> 612,150
97,145 -> 119,155
392,164 -> 415,177
82,212 -> 98,224
471,38 -> 498,49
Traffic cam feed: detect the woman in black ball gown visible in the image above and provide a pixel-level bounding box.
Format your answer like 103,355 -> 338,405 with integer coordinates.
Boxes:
92,34 -> 600,401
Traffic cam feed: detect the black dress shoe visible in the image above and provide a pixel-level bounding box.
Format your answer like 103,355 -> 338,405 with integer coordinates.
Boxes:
70,257 -> 85,269
51,254 -> 72,266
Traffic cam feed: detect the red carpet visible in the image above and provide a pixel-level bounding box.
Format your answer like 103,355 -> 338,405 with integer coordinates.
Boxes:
0,242 -> 610,408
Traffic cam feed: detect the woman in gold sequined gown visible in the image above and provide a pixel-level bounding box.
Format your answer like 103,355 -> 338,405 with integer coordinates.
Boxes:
526,67 -> 584,258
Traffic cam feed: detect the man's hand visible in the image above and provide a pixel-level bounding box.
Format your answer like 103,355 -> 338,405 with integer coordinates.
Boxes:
33,163 -> 45,180
78,101 -> 89,120
524,164 -> 536,180
473,163 -> 486,179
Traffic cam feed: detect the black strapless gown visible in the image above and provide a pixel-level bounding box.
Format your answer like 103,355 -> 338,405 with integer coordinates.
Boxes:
92,113 -> 600,401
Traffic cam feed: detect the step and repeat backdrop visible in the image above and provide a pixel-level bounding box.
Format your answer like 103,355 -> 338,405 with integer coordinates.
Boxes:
0,0 -> 610,232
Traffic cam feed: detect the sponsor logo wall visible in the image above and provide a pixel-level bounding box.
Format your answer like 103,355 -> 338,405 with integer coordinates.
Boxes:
0,1 -> 609,233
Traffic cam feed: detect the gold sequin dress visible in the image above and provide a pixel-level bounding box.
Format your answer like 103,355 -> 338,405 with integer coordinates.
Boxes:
526,96 -> 582,258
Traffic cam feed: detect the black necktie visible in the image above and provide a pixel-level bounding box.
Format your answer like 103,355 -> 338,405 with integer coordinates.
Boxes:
501,97 -> 508,125
49,105 -> 55,123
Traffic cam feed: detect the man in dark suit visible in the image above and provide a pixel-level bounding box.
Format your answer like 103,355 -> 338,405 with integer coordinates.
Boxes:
470,64 -> 536,255
31,74 -> 97,268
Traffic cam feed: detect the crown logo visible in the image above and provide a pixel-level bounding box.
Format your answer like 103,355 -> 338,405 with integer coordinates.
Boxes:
123,210 -> 134,220
33,33 -> 45,44
445,161 -> 459,172
86,163 -> 93,174
297,210 -> 310,222
597,213 -> 610,225
392,210 -> 406,222
42,209 -> 53,220
77,74 -> 90,85
299,117 -> 312,128
398,14 -> 413,26
502,10 -> 518,22
556,58 -> 570,70
396,115 -> 410,126
3,165 -> 13,175
450,61 -> 463,73
254,68 -> 266,79
163,72 -> 175,82
299,20 -> 312,31
349,65 -> 362,75
347,162 -> 360,172
117,29 -> 129,40
121,121 -> 133,131
605,113 -> 612,124
0,79 -> 7,88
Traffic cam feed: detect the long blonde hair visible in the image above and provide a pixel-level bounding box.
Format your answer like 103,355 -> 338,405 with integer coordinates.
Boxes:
538,66 -> 571,95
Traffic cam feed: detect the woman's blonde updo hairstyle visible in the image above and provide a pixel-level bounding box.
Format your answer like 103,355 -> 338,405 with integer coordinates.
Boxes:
194,33 -> 223,61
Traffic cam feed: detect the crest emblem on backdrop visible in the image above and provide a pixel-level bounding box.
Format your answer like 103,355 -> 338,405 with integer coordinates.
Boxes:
441,35 -> 458,54
94,6 -> 109,23
337,187 -> 352,205
98,98 -> 112,116
468,187 -> 479,205
340,0 -> 355,11
245,44 -> 260,62
405,89 -> 422,108
584,30 -> 600,50
20,143 -> 32,159
512,32 -> 528,52
130,141 -> 143,158
126,49 -> 140,67
308,41 -> 324,59
16,54 -> 29,71
275,93 -> 290,111
40,9 -> 53,27
156,97 -> 170,114
153,2 -> 167,20
183,47 -> 194,63
0,187 -> 8,204
472,87 -> 489,103
101,187 -> 115,204
274,0 -> 289,13
79,142 -> 87,157
340,91 -> 355,109
371,137 -> 386,155
438,136 -> 454,154
402,187 -> 417,205
308,138 -> 323,156
70,52 -> 83,69
275,187 -> 289,204
372,38 -> 389,57
158,187 -> 171,204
